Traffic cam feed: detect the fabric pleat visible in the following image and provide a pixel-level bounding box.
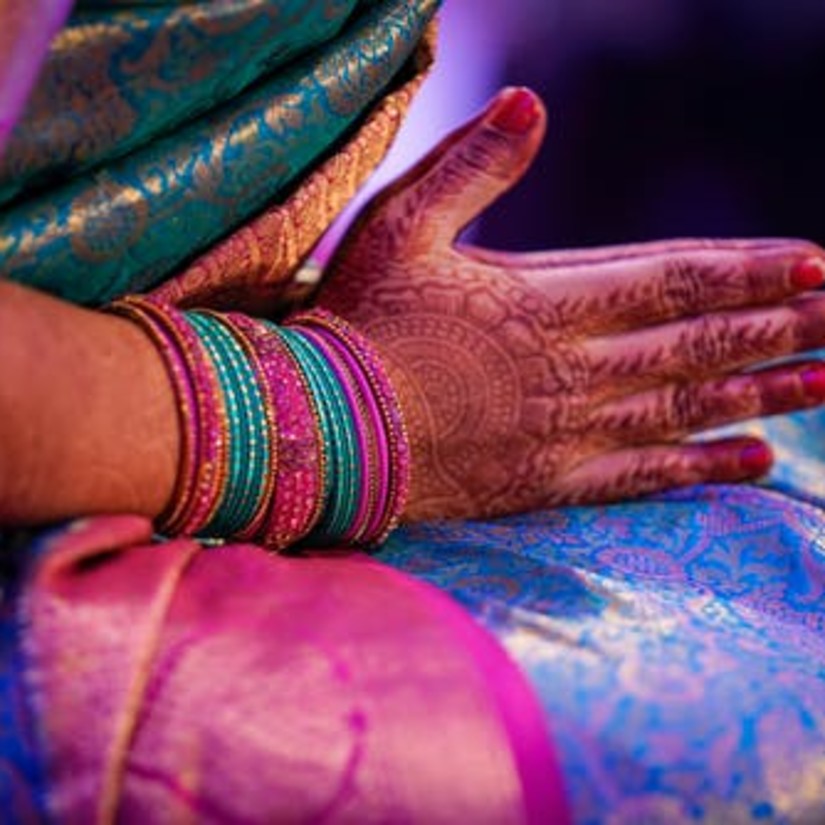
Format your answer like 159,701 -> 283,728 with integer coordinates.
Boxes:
23,516 -> 570,824
0,0 -> 364,205
0,0 -> 438,305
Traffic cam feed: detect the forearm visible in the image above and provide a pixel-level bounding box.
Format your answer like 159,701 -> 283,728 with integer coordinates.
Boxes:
0,282 -> 408,547
0,281 -> 178,524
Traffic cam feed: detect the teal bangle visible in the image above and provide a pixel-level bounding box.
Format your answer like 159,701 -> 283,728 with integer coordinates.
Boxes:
209,311 -> 275,538
207,312 -> 271,535
278,327 -> 361,541
188,312 -> 270,535
206,311 -> 273,532
187,313 -> 246,536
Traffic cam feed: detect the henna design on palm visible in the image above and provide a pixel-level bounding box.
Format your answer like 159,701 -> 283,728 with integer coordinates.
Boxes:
316,87 -> 825,521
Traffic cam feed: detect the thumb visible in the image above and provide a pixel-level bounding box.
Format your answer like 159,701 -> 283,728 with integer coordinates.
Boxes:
366,87 -> 546,250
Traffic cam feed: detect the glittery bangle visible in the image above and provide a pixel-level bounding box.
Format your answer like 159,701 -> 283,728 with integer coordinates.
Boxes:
235,316 -> 326,549
186,313 -> 244,535
217,313 -> 279,542
188,311 -> 271,536
278,327 -> 362,543
106,297 -> 198,531
303,323 -> 382,543
152,306 -> 227,537
108,298 -> 408,550
293,326 -> 367,541
289,309 -> 411,545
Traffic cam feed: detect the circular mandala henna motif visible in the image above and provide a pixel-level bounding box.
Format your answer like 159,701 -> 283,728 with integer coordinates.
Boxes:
366,313 -> 520,484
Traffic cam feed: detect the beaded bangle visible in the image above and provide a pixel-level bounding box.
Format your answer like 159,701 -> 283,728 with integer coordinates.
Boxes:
237,316 -> 326,549
298,327 -> 366,541
217,313 -> 278,543
302,323 -> 381,544
144,304 -> 228,536
188,312 -> 271,536
186,313 -> 246,535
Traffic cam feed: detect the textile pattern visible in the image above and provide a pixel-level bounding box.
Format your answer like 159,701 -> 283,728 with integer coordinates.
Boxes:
381,477 -> 825,824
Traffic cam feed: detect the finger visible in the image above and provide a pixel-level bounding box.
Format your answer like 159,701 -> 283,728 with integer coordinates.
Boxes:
583,292 -> 825,394
547,437 -> 772,506
589,360 -> 825,446
460,237 -> 821,271
473,240 -> 825,335
363,87 -> 547,250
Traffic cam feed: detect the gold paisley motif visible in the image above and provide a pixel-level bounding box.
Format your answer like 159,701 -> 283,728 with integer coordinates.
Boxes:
150,22 -> 437,315
68,175 -> 149,262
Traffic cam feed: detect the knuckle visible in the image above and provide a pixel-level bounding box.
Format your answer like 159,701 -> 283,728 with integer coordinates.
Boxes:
661,257 -> 707,315
458,129 -> 511,180
680,315 -> 735,370
543,344 -> 592,395
627,449 -> 699,494
627,455 -> 669,491
666,382 -> 736,433
668,384 -> 706,432
743,257 -> 771,301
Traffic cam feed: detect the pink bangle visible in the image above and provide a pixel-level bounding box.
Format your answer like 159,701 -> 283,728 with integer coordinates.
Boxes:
289,309 -> 411,545
108,296 -> 227,536
225,313 -> 325,550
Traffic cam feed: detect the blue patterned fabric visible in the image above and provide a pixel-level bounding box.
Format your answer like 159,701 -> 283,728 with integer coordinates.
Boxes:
379,419 -> 825,823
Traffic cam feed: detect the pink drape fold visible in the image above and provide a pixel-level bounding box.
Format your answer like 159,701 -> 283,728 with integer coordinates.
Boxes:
0,0 -> 73,155
22,516 -> 570,824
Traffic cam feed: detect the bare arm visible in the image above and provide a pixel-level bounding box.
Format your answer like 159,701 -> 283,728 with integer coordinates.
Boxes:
0,280 -> 179,523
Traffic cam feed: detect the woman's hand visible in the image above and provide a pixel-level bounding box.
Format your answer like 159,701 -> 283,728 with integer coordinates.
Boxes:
316,87 -> 825,521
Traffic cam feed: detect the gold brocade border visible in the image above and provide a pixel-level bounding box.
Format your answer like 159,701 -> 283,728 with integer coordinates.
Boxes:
150,21 -> 438,316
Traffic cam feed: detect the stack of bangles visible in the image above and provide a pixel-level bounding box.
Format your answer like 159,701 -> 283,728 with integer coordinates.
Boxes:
108,296 -> 411,550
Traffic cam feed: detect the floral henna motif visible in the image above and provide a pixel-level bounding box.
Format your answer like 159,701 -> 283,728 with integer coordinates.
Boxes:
317,87 -> 825,521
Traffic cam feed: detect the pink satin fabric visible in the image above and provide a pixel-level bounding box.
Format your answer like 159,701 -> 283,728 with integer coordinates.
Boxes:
23,516 -> 570,824
0,0 -> 73,155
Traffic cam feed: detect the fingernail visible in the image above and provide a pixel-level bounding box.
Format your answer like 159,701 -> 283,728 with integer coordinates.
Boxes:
491,88 -> 539,134
740,442 -> 772,475
802,365 -> 825,399
790,258 -> 825,290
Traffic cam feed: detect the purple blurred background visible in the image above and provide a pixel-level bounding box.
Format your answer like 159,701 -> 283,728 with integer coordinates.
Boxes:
348,0 -> 825,254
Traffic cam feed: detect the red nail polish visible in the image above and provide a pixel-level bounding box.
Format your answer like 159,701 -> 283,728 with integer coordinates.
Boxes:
491,88 -> 539,134
740,442 -> 772,475
802,366 -> 825,399
790,258 -> 825,290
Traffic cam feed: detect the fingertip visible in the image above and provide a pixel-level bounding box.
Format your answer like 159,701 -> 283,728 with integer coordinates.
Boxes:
701,436 -> 772,482
790,256 -> 825,291
801,363 -> 825,401
489,87 -> 545,135
738,439 -> 773,477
